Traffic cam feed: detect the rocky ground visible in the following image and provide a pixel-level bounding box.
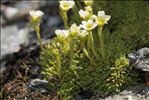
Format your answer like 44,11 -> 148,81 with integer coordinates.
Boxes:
91,84 -> 149,100
1,0 -> 62,58
1,0 -> 62,78
0,1 -> 149,100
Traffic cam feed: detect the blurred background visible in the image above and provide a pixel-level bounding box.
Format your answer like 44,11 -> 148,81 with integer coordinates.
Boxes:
1,0 -> 63,59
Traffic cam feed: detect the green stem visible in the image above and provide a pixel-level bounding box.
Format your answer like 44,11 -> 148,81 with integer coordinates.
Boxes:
77,37 -> 85,53
98,26 -> 105,59
63,11 -> 69,29
83,47 -> 96,66
35,24 -> 44,51
80,37 -> 90,59
81,35 -> 96,66
83,47 -> 90,60
87,35 -> 90,53
69,37 -> 74,67
56,49 -> 61,79
88,31 -> 98,60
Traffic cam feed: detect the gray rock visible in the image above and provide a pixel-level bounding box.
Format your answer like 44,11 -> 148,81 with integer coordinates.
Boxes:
1,23 -> 29,58
28,79 -> 48,93
15,1 -> 37,9
90,84 -> 149,100
15,1 -> 58,10
2,1 -> 47,25
128,47 -> 149,71
47,16 -> 62,27
4,7 -> 19,19
138,48 -> 149,58
29,79 -> 48,86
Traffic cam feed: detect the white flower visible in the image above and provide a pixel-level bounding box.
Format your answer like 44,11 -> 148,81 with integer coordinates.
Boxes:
79,9 -> 91,20
84,0 -> 93,6
96,10 -> 111,26
55,29 -> 69,39
59,0 -> 75,12
80,20 -> 98,31
78,30 -> 89,37
84,6 -> 93,13
70,23 -> 81,36
29,10 -> 44,22
29,10 -> 44,18
90,14 -> 97,21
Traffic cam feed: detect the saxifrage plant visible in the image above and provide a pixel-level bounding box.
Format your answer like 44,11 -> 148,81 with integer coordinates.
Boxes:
29,0 -> 137,99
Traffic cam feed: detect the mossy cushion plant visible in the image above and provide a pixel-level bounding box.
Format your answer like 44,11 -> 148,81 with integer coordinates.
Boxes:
29,0 -> 140,99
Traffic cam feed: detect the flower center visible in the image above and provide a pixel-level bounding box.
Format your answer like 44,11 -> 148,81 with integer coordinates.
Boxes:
63,3 -> 70,8
97,17 -> 105,26
86,23 -> 92,29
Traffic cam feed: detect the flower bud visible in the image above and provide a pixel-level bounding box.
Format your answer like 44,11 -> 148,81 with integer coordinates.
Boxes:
85,6 -> 93,13
84,0 -> 93,6
79,9 -> 91,20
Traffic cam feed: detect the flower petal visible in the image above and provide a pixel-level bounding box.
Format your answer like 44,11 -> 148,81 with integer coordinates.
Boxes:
105,15 -> 111,22
98,11 -> 105,16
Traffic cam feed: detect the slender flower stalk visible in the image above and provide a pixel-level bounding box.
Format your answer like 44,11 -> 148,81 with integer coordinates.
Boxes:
78,31 -> 88,55
34,25 -> 44,50
69,23 -> 80,67
29,10 -> 44,50
81,36 -> 94,64
77,30 -> 88,53
96,11 -> 111,59
59,7 -> 69,29
56,49 -> 62,79
83,47 -> 96,66
63,11 -> 69,29
69,38 -> 74,67
59,0 -> 75,29
98,26 -> 104,59
55,29 -> 70,79
88,31 -> 98,59
83,47 -> 90,60
80,20 -> 98,59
